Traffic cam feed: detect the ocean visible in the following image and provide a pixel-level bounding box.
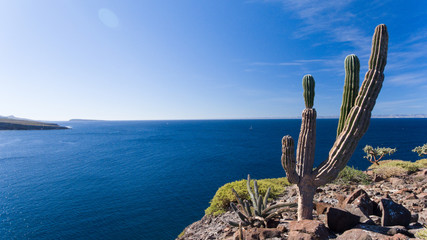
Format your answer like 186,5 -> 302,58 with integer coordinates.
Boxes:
0,119 -> 426,239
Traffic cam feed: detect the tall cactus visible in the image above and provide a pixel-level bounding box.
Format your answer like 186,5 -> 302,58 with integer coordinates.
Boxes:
337,54 -> 360,136
281,24 -> 388,220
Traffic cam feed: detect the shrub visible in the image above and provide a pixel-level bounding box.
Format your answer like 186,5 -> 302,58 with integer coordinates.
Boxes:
363,145 -> 396,165
333,166 -> 371,185
415,225 -> 427,240
413,143 -> 427,157
368,160 -> 423,178
205,177 -> 290,216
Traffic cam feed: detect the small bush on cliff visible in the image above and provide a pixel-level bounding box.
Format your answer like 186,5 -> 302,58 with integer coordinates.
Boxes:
333,166 -> 371,185
363,145 -> 396,165
413,143 -> 427,157
205,177 -> 290,216
368,160 -> 423,178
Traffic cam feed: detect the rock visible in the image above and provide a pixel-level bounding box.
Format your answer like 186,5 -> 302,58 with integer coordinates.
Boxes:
345,204 -> 374,225
410,213 -> 418,223
343,189 -> 374,215
385,233 -> 410,240
326,207 -> 360,233
417,192 -> 427,199
288,231 -> 313,240
336,228 -> 372,240
388,177 -> 405,186
234,228 -> 282,240
288,220 -> 329,240
369,215 -> 381,225
314,202 -> 332,215
379,198 -> 411,227
404,193 -> 418,200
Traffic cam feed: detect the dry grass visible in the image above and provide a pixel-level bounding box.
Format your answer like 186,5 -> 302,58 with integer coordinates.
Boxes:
368,160 -> 423,179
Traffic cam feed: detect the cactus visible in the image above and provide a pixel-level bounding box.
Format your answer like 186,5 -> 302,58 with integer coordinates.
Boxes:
229,175 -> 296,227
303,74 -> 315,108
337,54 -> 360,136
281,24 -> 388,220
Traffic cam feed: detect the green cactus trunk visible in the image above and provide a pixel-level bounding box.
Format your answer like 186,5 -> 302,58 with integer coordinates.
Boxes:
281,24 -> 388,220
302,74 -> 315,108
337,54 -> 360,137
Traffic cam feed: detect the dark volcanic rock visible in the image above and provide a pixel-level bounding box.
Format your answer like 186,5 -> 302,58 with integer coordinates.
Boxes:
326,207 -> 360,233
379,198 -> 411,227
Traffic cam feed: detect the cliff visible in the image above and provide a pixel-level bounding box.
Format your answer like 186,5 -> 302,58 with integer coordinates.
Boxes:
177,161 -> 427,239
0,117 -> 68,130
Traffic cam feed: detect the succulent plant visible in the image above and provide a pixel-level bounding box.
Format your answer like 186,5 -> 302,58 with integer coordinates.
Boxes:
337,54 -> 360,136
229,174 -> 296,227
281,24 -> 388,220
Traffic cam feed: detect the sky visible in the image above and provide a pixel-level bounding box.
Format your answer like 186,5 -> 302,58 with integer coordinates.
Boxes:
0,0 -> 426,121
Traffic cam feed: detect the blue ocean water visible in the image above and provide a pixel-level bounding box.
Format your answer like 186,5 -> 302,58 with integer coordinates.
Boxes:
0,119 -> 426,239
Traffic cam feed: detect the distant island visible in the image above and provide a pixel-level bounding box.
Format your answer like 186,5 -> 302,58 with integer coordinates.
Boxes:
0,116 -> 69,130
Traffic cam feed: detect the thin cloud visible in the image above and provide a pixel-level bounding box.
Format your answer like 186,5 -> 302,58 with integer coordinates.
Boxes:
387,73 -> 427,86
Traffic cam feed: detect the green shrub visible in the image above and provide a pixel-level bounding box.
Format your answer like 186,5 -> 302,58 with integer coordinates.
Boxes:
415,226 -> 427,240
333,166 -> 371,185
368,160 -> 423,178
205,177 -> 290,216
413,143 -> 427,157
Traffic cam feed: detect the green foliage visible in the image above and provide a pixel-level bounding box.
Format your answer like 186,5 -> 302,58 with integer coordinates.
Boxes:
177,230 -> 185,238
363,145 -> 396,165
413,143 -> 427,157
205,177 -> 290,216
302,74 -> 315,108
415,225 -> 427,240
368,160 -> 423,178
229,175 -> 296,227
333,166 -> 371,185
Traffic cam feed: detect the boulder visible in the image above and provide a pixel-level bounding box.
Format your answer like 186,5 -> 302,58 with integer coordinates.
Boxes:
234,227 -> 282,240
345,204 -> 374,225
314,202 -> 332,215
326,207 -> 360,233
288,220 -> 329,240
379,198 -> 411,226
336,228 -> 372,240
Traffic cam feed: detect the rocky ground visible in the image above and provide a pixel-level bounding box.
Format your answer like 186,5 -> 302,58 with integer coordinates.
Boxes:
177,168 -> 427,240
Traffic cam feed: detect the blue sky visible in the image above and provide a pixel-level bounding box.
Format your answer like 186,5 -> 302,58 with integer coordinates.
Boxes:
0,0 -> 426,120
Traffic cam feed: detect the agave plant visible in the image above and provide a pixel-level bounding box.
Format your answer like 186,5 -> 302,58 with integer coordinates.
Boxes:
229,174 -> 296,228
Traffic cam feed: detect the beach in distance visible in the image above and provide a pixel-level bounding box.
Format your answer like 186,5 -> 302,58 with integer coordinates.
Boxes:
0,118 -> 426,239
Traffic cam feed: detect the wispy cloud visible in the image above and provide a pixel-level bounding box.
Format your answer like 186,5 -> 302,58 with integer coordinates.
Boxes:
278,0 -> 372,51
250,59 -> 324,66
387,73 -> 427,86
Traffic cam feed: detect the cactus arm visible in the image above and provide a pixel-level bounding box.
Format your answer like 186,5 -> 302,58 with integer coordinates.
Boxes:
313,24 -> 388,186
281,135 -> 300,184
337,54 -> 360,137
296,108 -> 317,178
302,74 -> 315,108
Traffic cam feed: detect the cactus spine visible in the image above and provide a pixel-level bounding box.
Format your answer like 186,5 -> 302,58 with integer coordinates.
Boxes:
281,24 -> 388,220
302,74 -> 315,108
337,54 -> 360,136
